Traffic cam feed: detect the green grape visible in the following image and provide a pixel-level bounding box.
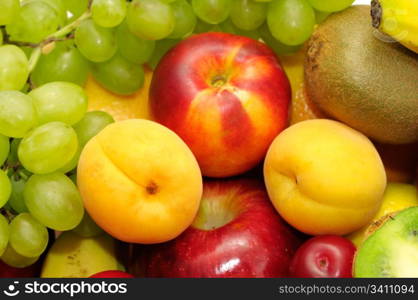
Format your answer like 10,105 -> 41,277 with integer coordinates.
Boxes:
193,18 -> 217,33
58,146 -> 81,174
26,0 -> 67,25
18,122 -> 79,175
0,215 -> 9,256
0,170 -> 12,208
6,1 -> 61,43
20,84 -> 31,94
0,91 -> 37,138
75,19 -> 118,62
6,139 -> 20,167
267,0 -> 315,46
218,20 -> 234,33
0,45 -> 29,91
92,54 -> 145,95
315,10 -> 331,24
192,0 -> 231,25
72,212 -> 104,238
259,22 -> 301,55
127,0 -> 175,40
29,82 -> 88,126
230,0 -> 267,31
31,41 -> 89,87
21,46 -> 33,59
1,244 -> 38,268
73,111 -> 115,148
24,173 -> 84,231
220,19 -> 260,40
308,0 -> 354,12
9,213 -> 48,258
64,0 -> 89,22
148,38 -> 180,70
116,21 -> 155,64
0,0 -> 20,25
9,176 -> 29,214
92,0 -> 127,28
169,0 -> 196,38
0,135 -> 9,166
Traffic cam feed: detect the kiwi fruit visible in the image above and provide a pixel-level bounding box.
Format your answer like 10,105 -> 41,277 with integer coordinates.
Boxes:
305,6 -> 418,144
354,207 -> 418,277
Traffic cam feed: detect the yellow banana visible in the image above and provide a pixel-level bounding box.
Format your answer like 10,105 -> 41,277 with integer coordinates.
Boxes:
371,0 -> 418,54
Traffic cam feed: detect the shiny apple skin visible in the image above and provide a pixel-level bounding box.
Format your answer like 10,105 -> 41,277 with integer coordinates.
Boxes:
289,235 -> 356,278
141,179 -> 302,278
150,32 -> 291,178
90,270 -> 134,278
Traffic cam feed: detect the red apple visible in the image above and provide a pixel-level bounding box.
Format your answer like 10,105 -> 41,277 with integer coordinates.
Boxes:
0,259 -> 41,278
140,179 -> 302,278
289,235 -> 356,278
150,32 -> 291,178
90,270 -> 134,278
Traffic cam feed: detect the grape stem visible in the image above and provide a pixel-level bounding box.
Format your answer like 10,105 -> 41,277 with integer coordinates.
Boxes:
0,208 -> 15,222
17,170 -> 29,181
26,8 -> 93,73
48,10 -> 92,40
28,47 -> 42,74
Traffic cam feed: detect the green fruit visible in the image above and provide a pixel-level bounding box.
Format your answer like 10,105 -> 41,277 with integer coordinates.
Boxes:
354,207 -> 418,277
24,173 -> 84,231
91,54 -> 145,96
72,212 -> 104,238
41,231 -> 124,278
1,244 -> 38,268
305,6 -> 418,144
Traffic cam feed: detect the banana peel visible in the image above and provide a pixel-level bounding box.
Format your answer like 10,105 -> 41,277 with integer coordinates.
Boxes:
371,0 -> 418,54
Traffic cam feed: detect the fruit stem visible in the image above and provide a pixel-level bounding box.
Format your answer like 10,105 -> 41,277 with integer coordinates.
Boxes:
371,0 -> 382,29
28,47 -> 42,73
27,8 -> 92,73
17,169 -> 29,181
48,10 -> 92,40
0,208 -> 15,222
211,75 -> 227,88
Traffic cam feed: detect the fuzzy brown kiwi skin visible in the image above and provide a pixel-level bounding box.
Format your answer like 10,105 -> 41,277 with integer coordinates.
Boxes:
370,0 -> 382,29
305,5 -> 418,144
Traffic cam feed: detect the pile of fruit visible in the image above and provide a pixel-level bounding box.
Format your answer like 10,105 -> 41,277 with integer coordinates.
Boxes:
0,0 -> 417,278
